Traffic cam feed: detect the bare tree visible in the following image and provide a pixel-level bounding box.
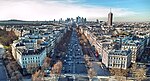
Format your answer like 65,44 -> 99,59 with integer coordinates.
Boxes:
84,54 -> 90,62
130,63 -> 147,81
10,71 -> 23,81
109,68 -> 128,77
50,60 -> 62,76
87,61 -> 92,68
135,68 -> 147,81
88,68 -> 97,81
114,76 -> 126,81
27,63 -> 38,74
42,57 -> 51,69
32,70 -> 44,81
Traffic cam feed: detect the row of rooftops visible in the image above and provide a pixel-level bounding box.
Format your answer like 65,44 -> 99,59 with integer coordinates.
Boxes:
17,47 -> 45,56
13,25 -> 67,55
121,36 -> 145,46
109,49 -> 131,56
80,23 -> 149,53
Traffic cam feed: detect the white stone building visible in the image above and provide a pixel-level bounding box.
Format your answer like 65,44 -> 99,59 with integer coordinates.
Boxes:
121,37 -> 145,63
108,50 -> 132,69
11,25 -> 68,69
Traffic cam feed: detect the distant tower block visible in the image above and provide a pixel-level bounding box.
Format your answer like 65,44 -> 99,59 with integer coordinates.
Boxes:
108,8 -> 113,26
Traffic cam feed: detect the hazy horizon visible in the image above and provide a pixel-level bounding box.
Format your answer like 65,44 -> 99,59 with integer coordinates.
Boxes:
0,0 -> 150,22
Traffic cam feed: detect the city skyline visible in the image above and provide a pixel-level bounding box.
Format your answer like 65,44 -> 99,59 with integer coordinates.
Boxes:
0,0 -> 149,22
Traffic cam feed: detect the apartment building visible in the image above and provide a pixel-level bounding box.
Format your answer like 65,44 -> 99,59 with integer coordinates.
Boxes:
108,50 -> 132,69
11,25 -> 67,69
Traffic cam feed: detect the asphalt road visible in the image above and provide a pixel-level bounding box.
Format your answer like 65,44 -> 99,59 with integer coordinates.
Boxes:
0,47 -> 8,81
61,28 -> 87,75
58,74 -> 89,81
92,62 -> 110,76
59,27 -> 110,81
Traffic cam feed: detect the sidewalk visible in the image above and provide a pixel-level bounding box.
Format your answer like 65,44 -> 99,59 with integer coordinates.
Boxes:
0,44 -> 9,81
0,44 -> 4,48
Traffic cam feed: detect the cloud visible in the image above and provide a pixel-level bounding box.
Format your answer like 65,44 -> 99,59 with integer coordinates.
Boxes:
0,0 -> 137,21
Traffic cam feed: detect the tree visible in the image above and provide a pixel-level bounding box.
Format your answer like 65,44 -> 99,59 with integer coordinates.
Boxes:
88,68 -> 97,81
130,63 -> 147,81
0,29 -> 18,46
134,68 -> 147,81
84,54 -> 90,62
50,60 -> 62,76
87,61 -> 92,68
114,76 -> 126,81
109,68 -> 129,77
131,63 -> 137,73
42,57 -> 51,69
32,70 -> 44,81
10,71 -> 23,81
27,63 -> 38,74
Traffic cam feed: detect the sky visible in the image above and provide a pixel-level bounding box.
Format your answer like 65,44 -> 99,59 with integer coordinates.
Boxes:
0,0 -> 149,22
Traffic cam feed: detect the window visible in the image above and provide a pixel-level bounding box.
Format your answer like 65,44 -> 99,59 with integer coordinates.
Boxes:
109,57 -> 111,59
124,58 -> 126,61
109,64 -> 112,66
122,65 -> 125,68
122,58 -> 124,60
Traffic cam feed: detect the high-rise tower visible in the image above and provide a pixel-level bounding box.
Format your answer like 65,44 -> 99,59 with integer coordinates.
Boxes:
108,9 -> 113,26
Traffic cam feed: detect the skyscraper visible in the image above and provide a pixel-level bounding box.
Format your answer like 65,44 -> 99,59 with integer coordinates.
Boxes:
108,9 -> 113,26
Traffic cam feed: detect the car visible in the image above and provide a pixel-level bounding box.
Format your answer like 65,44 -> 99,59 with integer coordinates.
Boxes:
76,62 -> 79,64
44,70 -> 50,73
68,69 -> 71,72
80,61 -> 85,64
89,58 -> 94,61
76,57 -> 80,59
64,71 -> 67,73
